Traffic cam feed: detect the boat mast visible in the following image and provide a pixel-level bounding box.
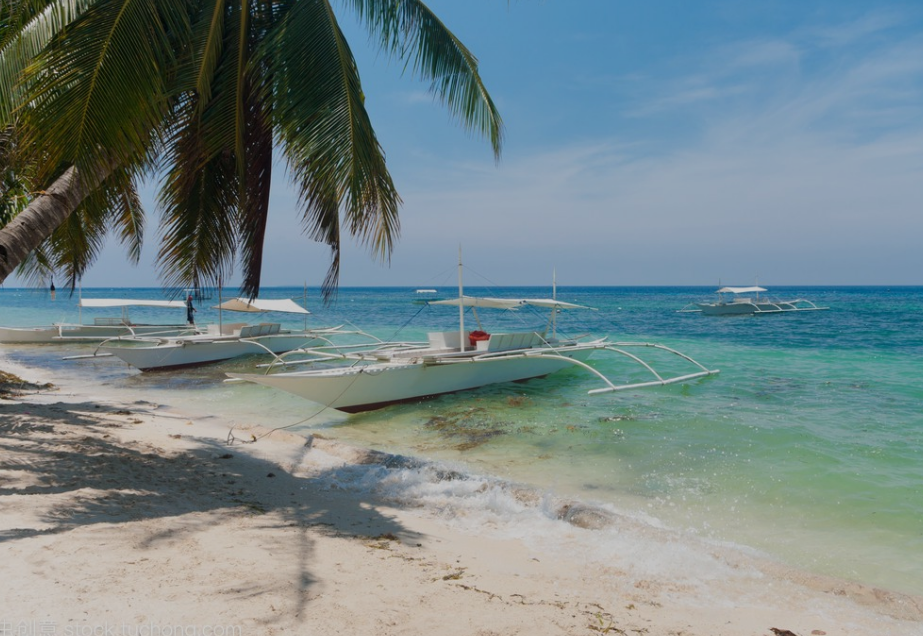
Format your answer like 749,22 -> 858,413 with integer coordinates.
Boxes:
218,277 -> 223,333
457,246 -> 465,350
552,268 -> 557,339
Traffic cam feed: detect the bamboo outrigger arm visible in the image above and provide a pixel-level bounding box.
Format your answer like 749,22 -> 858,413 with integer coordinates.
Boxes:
507,342 -> 719,396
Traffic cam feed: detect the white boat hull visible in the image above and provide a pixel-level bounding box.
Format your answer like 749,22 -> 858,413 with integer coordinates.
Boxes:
0,326 -> 64,343
697,299 -> 827,315
698,301 -> 767,315
100,333 -> 325,371
231,347 -> 597,412
0,323 -> 192,343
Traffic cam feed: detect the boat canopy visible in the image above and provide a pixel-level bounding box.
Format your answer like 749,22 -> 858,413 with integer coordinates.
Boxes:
212,298 -> 310,314
717,286 -> 767,294
521,298 -> 594,310
79,298 -> 186,309
430,296 -> 591,310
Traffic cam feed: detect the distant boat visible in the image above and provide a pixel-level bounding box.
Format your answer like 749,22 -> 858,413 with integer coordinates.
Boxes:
412,288 -> 443,304
0,298 -> 194,343
679,286 -> 828,316
182,286 -> 215,300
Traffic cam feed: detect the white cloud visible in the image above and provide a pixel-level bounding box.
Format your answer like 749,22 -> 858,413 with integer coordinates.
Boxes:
804,10 -> 908,49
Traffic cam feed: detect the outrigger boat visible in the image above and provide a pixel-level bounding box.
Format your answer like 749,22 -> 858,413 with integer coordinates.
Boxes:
0,298 -> 194,343
679,286 -> 829,316
93,297 -> 355,371
228,257 -> 719,413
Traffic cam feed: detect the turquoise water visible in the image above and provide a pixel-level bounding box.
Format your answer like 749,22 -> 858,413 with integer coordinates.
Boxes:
2,284 -> 921,596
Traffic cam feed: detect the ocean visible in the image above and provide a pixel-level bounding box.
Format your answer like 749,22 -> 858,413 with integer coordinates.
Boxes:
2,284 -> 921,598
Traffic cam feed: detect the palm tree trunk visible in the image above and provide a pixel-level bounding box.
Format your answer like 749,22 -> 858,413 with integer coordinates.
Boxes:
0,163 -> 110,283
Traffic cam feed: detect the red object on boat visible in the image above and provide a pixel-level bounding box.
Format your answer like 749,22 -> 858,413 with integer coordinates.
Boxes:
469,330 -> 490,346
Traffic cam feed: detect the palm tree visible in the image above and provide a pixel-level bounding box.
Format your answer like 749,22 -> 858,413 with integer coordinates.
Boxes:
0,121 -> 146,291
0,0 -> 502,299
1,114 -> 145,290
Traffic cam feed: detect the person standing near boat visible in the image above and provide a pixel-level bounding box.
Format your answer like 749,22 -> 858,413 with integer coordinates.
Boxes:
186,295 -> 196,325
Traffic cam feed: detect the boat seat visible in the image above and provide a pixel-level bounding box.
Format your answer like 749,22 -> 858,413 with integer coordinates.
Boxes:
427,330 -> 467,350
237,323 -> 281,337
483,332 -> 544,352
260,322 -> 281,335
94,317 -> 128,326
215,322 -> 247,336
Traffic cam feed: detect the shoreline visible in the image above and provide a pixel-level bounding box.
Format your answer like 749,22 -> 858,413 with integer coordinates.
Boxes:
2,350 -> 922,635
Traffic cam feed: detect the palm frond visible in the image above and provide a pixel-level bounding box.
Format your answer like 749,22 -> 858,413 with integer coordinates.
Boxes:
266,0 -> 400,300
12,244 -> 55,288
14,164 -> 145,288
184,2 -> 245,165
0,0 -> 98,124
236,70 -> 273,300
156,95 -> 239,293
182,0 -> 227,107
50,196 -> 103,286
103,167 -> 144,264
0,122 -> 32,227
18,0 -> 187,177
343,0 -> 504,158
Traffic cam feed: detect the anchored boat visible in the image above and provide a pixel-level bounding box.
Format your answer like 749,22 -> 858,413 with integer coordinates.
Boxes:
679,286 -> 828,316
0,298 -> 194,343
94,298 -> 356,371
228,257 -> 719,413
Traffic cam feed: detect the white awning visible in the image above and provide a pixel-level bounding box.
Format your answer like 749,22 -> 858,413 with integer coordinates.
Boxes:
430,296 -> 592,310
717,286 -> 767,294
430,297 -> 524,309
79,298 -> 186,309
520,298 -> 594,310
212,298 -> 310,314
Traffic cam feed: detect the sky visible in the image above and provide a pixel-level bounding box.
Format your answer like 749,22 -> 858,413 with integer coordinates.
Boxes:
9,0 -> 923,288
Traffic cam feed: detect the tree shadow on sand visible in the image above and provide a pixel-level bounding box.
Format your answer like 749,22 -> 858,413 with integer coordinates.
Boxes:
0,396 -> 424,622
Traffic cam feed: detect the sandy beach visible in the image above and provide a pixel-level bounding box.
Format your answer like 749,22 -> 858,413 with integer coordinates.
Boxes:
1,350 -> 921,636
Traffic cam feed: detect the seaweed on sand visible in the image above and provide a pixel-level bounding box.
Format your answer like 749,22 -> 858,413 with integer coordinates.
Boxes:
0,370 -> 54,398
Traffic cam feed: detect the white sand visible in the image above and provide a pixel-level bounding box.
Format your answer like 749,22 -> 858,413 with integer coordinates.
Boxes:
1,351 -> 921,636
